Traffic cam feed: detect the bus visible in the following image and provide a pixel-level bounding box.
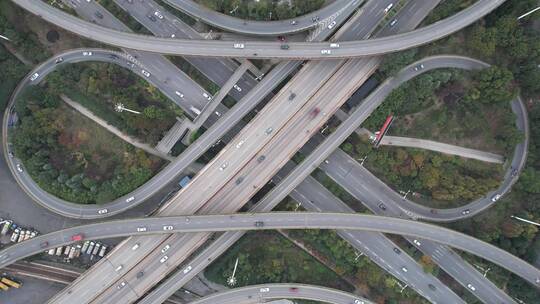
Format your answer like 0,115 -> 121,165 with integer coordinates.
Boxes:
0,282 -> 9,291
1,277 -> 21,288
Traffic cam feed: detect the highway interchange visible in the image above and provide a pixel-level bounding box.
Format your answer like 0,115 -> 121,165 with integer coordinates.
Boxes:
2,0 -> 528,301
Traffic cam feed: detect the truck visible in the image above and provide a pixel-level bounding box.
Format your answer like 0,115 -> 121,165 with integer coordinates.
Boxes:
1,277 -> 21,288
0,281 -> 9,291
189,106 -> 201,116
1,220 -> 12,235
71,234 -> 84,242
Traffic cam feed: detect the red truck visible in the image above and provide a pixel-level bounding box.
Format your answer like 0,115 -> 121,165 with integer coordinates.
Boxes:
71,234 -> 84,242
309,107 -> 320,119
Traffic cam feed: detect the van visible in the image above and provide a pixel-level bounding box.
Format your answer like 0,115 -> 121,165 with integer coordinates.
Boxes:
330,43 -> 340,48
189,106 -> 201,116
233,43 -> 245,49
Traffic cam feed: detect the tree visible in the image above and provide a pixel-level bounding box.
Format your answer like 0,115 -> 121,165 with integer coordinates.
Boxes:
468,25 -> 497,57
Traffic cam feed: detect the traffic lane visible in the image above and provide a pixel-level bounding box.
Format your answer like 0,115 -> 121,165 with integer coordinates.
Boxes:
189,283 -> 373,304
65,0 -> 210,111
163,0 -> 361,36
12,0 -> 506,58
1,213 -> 539,287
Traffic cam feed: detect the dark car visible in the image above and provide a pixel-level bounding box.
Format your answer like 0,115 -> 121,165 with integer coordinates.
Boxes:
393,247 -> 401,254
147,14 -> 157,22
94,11 -> 103,19
378,203 -> 387,211
255,221 -> 264,227
288,92 -> 297,100
257,155 -> 266,163
280,44 -> 290,50
428,284 -> 436,291
235,177 -> 244,185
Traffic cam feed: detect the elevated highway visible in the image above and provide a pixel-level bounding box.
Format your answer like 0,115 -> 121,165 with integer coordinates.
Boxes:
1,212 -> 539,288
12,0 -> 506,58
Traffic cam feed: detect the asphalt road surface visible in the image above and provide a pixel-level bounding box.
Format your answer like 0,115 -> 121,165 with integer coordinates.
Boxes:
162,0 -> 363,35
1,212 -> 539,288
12,0 -> 506,58
189,283 -> 372,304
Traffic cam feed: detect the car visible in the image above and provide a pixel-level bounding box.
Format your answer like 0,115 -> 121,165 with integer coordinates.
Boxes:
115,265 -> 123,272
215,111 -> 221,117
280,44 -> 290,50
160,255 -> 169,263
235,177 -> 244,185
327,21 -> 336,29
288,92 -> 296,100
16,164 -> 23,173
289,287 -> 299,292
491,194 -> 501,202
109,54 -> 119,60
10,229 -> 20,242
154,11 -> 163,19
277,36 -> 286,42
141,70 -> 150,77
233,43 -> 245,49
384,3 -> 394,13
428,283 -> 436,291
461,209 -> 471,215
175,91 -> 184,98
233,84 -> 242,92
310,107 -> 321,118
324,159 -> 329,164
203,92 -> 212,100
30,231 -> 38,238
390,19 -> 398,27
290,20 -> 297,25
354,300 -> 365,304
136,227 -> 147,232
170,34 -> 176,38
414,64 -> 425,71
330,43 -> 340,48
320,49 -> 331,55
81,241 -> 90,253
467,283 -> 476,291
511,169 -> 518,177
255,221 -> 264,227
163,225 -> 174,231
378,203 -> 387,211
219,162 -> 228,171
311,16 -> 320,22
71,233 -> 84,241
236,140 -> 245,148
117,281 -> 126,289
265,127 -> 273,135
413,239 -> 421,246
8,151 -> 13,158
48,248 -> 56,255
401,266 -> 408,272
94,11 -> 103,19
86,241 -> 95,254
393,247 -> 401,254
257,155 -> 266,163
161,244 -> 171,253
260,287 -> 270,292
131,243 -> 140,250
40,241 -> 49,249
98,245 -> 107,257
147,14 -> 157,22
182,266 -> 192,274
92,243 -> 101,255
98,208 -> 108,214
30,73 -> 39,81
55,57 -> 64,64
82,51 -> 93,56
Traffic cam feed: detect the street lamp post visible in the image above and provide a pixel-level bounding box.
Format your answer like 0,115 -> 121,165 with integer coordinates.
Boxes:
0,34 -> 10,41
114,103 -> 141,115
510,215 -> 540,226
517,6 -> 540,20
227,257 -> 239,286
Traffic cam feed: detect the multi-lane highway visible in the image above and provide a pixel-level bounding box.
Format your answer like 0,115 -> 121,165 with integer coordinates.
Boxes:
162,0 -> 363,35
189,283 -> 372,304
12,0 -> 506,58
1,212 -> 539,288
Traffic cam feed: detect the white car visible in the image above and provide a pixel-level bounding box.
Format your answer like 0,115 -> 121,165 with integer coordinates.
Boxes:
203,92 -> 212,100
182,266 -> 192,274
384,3 -> 394,13
401,267 -> 408,272
161,244 -> 171,253
321,49 -> 331,55
154,11 -> 163,19
327,21 -> 336,29
413,239 -> 421,246
141,70 -> 150,77
82,51 -> 93,56
16,164 -> 23,173
115,265 -> 123,272
131,243 -> 140,250
236,140 -> 245,148
390,19 -> 398,27
160,255 -> 169,263
137,227 -> 147,232
491,194 -> 501,202
259,287 -> 270,293
126,196 -> 135,203
30,73 -> 39,81
330,43 -> 340,48
265,127 -> 273,135
219,162 -> 228,171
467,283 -> 476,291
233,84 -> 242,92
117,281 -> 126,289
215,111 -> 221,117
98,209 -> 108,214
233,43 -> 245,49
175,91 -> 184,98
163,225 -> 174,231
354,300 -> 365,304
